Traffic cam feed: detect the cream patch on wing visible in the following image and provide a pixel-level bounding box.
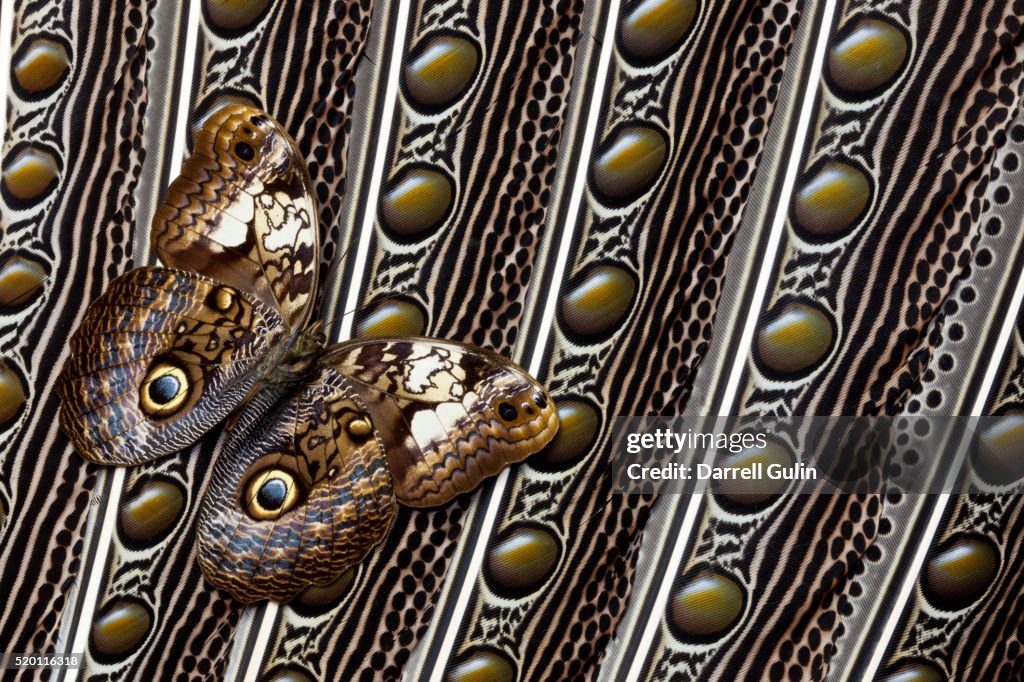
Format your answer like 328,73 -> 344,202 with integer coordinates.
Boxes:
405,354 -> 444,394
261,209 -> 305,252
210,217 -> 249,248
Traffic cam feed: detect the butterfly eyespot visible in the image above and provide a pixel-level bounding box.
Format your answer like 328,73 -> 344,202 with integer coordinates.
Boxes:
234,141 -> 255,162
498,402 -> 518,421
244,468 -> 301,520
139,361 -> 190,416
347,416 -> 373,438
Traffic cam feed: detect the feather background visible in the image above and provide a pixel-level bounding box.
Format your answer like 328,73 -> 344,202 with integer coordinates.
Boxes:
2,0 -> 1024,680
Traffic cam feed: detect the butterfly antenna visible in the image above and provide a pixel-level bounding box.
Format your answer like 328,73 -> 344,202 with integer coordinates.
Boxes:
308,287 -> 421,343
316,227 -> 362,318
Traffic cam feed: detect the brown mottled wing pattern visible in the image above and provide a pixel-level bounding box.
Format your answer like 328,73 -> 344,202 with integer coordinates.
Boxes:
58,266 -> 287,465
197,367 -> 396,603
151,104 -> 319,329
323,338 -> 559,507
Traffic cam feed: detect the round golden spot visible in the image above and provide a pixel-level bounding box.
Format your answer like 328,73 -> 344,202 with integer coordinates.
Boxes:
403,33 -> 480,110
355,298 -> 427,338
446,648 -> 516,682
213,287 -> 235,312
880,661 -> 945,682
265,669 -> 315,682
245,468 -> 301,520
972,411 -> 1024,485
91,599 -> 151,658
559,264 -> 636,339
347,416 -> 373,438
0,360 -> 28,430
0,254 -> 47,310
380,166 -> 454,237
922,535 -> 998,610
533,399 -> 598,470
204,0 -> 272,31
140,361 -> 190,417
2,146 -> 60,204
119,480 -> 185,545
485,524 -> 560,596
668,570 -> 745,640
13,38 -> 70,95
295,567 -> 356,611
591,125 -> 667,203
714,440 -> 793,506
792,161 -> 871,238
618,0 -> 698,63
755,302 -> 835,377
827,17 -> 909,97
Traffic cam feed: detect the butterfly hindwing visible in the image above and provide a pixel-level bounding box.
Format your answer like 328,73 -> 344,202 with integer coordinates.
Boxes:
151,104 -> 319,330
58,266 -> 288,465
196,366 -> 396,603
322,338 -> 559,507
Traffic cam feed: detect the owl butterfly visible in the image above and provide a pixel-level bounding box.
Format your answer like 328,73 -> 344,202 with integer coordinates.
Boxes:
57,105 -> 559,603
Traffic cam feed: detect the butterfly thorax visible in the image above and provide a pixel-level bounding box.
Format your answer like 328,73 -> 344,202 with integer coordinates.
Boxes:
258,325 -> 327,388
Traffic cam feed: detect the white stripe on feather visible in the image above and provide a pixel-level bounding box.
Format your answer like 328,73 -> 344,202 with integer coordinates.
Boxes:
622,0 -> 840,678
419,0 -> 625,678
59,2 -> 202,679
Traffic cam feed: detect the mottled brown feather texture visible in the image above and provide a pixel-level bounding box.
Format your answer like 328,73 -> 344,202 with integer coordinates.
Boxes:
56,105 -> 558,604
0,0 -> 151,670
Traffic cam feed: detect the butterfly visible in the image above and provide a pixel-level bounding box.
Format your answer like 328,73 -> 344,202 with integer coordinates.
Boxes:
56,105 -> 559,603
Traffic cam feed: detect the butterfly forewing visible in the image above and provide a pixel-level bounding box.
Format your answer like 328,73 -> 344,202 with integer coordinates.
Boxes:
197,369 -> 396,603
151,105 -> 320,330
322,338 -> 559,507
57,267 -> 288,465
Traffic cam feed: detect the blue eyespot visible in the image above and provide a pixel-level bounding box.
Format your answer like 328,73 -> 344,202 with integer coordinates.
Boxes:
257,478 -> 289,511
148,374 -> 180,405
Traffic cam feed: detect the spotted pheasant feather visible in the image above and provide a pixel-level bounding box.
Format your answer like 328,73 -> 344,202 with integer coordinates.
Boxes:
3,0 -> 1024,680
